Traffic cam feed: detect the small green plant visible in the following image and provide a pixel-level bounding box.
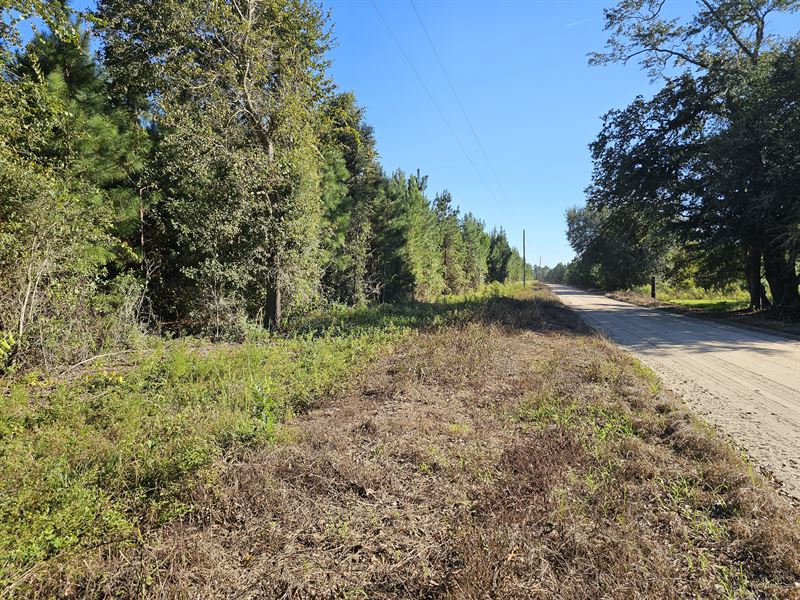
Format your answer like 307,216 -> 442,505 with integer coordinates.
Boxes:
693,512 -> 728,541
629,358 -> 661,394
663,475 -> 698,507
0,331 -> 17,373
515,391 -> 576,427
718,564 -> 751,599
447,422 -> 471,436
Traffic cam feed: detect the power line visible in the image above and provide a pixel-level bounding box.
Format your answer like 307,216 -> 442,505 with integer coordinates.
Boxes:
369,0 -> 499,204
409,0 -> 506,197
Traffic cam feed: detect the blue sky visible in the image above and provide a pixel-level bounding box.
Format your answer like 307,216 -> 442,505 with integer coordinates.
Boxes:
322,0 -> 661,267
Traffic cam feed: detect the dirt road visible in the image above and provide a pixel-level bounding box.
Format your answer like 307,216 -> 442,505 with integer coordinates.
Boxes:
548,284 -> 800,498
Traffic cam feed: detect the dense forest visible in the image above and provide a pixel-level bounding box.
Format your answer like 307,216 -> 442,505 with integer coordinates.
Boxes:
0,0 -> 532,372
544,0 -> 800,311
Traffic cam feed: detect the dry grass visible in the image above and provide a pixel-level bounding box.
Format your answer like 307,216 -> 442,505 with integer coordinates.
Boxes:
16,285 -> 800,599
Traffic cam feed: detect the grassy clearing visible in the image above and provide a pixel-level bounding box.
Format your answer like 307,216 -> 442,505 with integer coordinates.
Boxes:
611,286 -> 800,336
0,284 -> 513,591
628,283 -> 750,312
669,298 -> 750,312
5,284 -> 800,598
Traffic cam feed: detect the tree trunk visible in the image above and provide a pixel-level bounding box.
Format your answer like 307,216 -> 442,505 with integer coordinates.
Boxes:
744,244 -> 763,310
265,283 -> 281,329
264,263 -> 282,329
764,242 -> 799,306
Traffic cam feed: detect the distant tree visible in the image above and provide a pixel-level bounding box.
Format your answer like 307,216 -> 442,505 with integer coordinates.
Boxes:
544,262 -> 569,284
533,264 -> 551,281
320,92 -> 384,304
565,205 -> 665,290
487,229 -> 513,283
434,190 -> 467,294
404,175 -> 444,300
461,213 -> 490,288
504,247 -> 533,284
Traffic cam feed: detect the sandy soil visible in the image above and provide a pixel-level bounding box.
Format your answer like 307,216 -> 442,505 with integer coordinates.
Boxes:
549,284 -> 800,499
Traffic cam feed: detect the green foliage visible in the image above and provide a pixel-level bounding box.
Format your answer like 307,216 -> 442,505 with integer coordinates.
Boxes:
583,0 -> 800,305
403,176 -> 445,300
435,190 -> 468,294
0,25 -> 147,368
628,282 -> 750,311
0,0 -> 529,367
0,1 -> 78,62
0,331 -> 16,373
487,228 -> 513,283
0,331 -> 393,583
565,204 -> 665,290
462,213 -> 491,288
378,170 -> 444,302
96,0 -> 331,330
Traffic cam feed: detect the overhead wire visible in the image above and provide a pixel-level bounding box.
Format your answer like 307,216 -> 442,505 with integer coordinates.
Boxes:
409,0 -> 506,197
369,0 -> 499,204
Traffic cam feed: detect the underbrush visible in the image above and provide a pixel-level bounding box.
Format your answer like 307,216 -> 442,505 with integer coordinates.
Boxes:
5,283 -> 799,598
669,298 -> 750,311
0,283 -> 520,590
628,283 -> 750,311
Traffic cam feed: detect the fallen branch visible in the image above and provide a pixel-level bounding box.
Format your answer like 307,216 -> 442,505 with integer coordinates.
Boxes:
58,350 -> 137,377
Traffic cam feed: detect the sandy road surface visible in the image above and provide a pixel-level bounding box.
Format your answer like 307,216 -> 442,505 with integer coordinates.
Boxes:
548,284 -> 800,499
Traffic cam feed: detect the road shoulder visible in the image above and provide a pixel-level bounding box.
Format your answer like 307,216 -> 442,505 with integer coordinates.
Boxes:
607,290 -> 800,341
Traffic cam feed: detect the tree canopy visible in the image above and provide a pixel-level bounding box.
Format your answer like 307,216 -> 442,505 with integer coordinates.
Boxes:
570,0 -> 800,307
0,1 -> 532,371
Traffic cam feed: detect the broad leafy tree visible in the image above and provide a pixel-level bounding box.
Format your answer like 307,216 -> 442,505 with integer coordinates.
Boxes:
97,0 -> 331,330
585,0 -> 800,306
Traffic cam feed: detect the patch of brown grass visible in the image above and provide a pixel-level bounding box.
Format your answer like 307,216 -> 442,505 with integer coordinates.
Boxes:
18,285 -> 800,599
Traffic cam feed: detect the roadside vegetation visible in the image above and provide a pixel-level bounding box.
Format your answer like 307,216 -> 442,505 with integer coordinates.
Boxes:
539,0 -> 800,314
0,284 -> 511,591
6,285 -> 798,597
3,1 -> 800,597
620,284 -> 750,312
0,3 -> 530,592
0,1 -> 533,378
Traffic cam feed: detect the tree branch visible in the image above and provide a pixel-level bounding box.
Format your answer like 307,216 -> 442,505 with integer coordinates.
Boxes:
622,45 -> 710,70
698,0 -> 756,62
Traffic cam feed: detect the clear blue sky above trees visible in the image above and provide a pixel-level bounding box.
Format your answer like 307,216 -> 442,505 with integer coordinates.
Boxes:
323,0 -> 799,267
323,0 -> 659,267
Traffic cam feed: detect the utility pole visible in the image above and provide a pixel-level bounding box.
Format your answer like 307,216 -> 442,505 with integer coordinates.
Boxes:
522,229 -> 526,288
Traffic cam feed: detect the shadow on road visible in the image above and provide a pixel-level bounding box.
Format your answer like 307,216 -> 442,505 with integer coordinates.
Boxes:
549,285 -> 795,358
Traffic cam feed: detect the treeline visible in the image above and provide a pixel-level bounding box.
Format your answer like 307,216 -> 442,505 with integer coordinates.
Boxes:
559,0 -> 800,309
0,1 -> 531,370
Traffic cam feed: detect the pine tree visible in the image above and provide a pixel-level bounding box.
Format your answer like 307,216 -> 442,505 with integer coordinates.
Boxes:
0,19 -> 146,367
461,213 -> 490,288
434,191 -> 467,294
487,229 -> 513,283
